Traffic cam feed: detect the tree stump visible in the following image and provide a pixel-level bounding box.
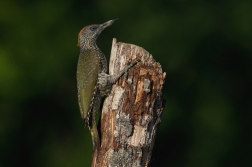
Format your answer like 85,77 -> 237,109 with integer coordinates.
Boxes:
92,38 -> 166,167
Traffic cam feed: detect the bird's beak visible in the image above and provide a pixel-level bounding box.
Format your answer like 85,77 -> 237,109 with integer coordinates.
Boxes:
100,18 -> 118,29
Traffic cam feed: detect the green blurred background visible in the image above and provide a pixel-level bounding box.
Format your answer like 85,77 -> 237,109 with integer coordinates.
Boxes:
0,0 -> 251,166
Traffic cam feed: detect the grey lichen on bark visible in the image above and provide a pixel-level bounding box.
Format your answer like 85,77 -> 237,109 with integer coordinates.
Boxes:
93,38 -> 166,167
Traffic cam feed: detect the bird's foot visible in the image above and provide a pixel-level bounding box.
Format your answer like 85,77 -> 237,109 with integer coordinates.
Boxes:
123,59 -> 139,80
97,72 -> 112,96
98,59 -> 139,96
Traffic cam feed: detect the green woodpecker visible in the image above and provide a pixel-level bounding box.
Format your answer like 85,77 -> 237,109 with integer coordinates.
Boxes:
77,19 -> 137,151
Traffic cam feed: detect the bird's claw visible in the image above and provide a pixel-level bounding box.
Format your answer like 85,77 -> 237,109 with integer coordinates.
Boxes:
123,59 -> 140,80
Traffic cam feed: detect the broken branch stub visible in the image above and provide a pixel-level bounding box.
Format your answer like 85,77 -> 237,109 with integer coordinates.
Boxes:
94,38 -> 166,167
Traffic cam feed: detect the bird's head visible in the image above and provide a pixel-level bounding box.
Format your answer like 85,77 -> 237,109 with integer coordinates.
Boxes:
78,19 -> 118,50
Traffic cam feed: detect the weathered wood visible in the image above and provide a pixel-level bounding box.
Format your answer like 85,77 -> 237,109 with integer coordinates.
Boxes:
93,38 -> 166,167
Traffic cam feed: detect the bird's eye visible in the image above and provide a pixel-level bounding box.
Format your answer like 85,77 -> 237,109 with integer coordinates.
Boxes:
90,27 -> 97,31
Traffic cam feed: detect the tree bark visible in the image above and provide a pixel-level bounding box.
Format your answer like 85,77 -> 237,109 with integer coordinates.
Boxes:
93,38 -> 166,167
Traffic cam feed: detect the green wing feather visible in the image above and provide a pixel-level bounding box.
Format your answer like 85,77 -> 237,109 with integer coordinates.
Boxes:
77,50 -> 100,122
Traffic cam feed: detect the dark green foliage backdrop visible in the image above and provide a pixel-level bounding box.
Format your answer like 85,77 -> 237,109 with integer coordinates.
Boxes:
0,0 -> 251,166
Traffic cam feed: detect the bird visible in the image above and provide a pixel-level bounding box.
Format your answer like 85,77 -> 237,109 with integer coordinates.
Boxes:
76,19 -> 137,152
